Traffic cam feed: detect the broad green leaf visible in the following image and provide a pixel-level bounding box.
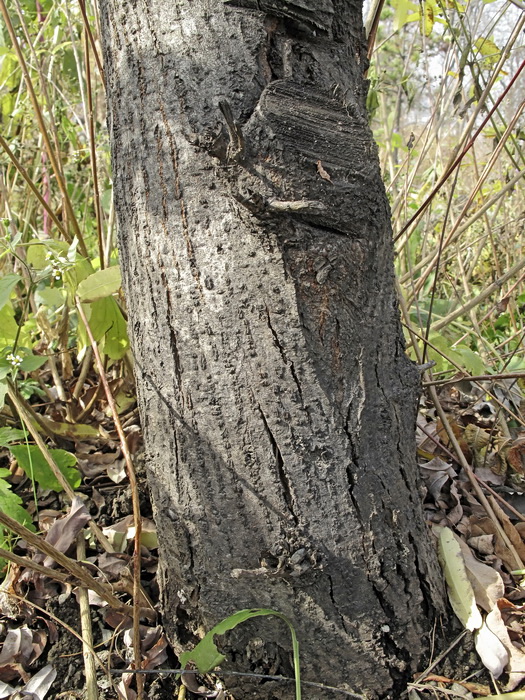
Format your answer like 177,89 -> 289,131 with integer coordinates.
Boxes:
506,357 -> 525,372
19,354 -> 48,372
77,266 -> 122,303
391,132 -> 404,149
366,86 -> 379,118
427,332 -> 464,373
455,346 -> 485,376
26,244 -> 49,270
0,428 -> 27,447
0,52 -> 20,122
437,526 -> 482,631
9,445 -> 81,492
0,274 -> 21,311
0,470 -> 35,533
100,301 -> 129,359
63,256 -> 94,298
0,305 -> 19,346
85,297 -> 129,360
35,287 -> 66,309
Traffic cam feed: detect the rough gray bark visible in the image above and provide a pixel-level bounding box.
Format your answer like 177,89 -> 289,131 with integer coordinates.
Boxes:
99,1 -> 445,697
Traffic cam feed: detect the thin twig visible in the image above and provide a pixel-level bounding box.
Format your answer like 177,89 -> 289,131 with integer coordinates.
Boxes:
77,532 -> 99,700
111,668 -> 367,698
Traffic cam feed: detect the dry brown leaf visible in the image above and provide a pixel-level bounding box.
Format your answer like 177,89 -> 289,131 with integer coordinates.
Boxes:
505,439 -> 525,476
470,516 -> 520,573
484,603 -> 525,691
489,496 -> 525,563
456,536 -> 504,612
0,627 -> 36,682
143,634 -> 168,669
36,497 -> 91,568
96,552 -> 130,579
475,610 -> 509,677
22,664 -> 56,699
467,535 -> 495,556
181,670 -> 222,697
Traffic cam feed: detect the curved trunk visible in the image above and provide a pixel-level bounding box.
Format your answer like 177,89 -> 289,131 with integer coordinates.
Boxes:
99,1 -> 444,696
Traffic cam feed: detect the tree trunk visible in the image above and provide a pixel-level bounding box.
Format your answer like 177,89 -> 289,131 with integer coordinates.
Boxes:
99,1 -> 445,697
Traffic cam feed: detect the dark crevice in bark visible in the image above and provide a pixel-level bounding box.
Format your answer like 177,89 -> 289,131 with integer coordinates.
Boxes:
343,403 -> 362,521
169,326 -> 182,390
408,531 -> 434,619
257,404 -> 298,525
162,281 -> 183,391
327,573 -> 349,634
264,306 -> 287,362
344,460 -> 361,522
264,306 -> 303,404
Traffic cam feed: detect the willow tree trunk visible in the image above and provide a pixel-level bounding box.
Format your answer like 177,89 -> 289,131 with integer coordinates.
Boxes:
99,1 -> 444,697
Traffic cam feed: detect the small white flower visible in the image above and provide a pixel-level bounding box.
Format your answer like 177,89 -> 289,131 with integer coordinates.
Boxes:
6,353 -> 23,368
52,268 -> 62,280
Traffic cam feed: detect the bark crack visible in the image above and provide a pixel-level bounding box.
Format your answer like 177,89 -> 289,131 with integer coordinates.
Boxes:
257,403 -> 298,524
163,282 -> 183,392
264,306 -> 303,403
327,573 -> 349,634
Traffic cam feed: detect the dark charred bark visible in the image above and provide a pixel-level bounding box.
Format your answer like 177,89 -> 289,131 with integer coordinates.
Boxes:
98,1 -> 445,697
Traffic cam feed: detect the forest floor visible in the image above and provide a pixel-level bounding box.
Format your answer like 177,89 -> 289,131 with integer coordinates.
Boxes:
0,371 -> 524,700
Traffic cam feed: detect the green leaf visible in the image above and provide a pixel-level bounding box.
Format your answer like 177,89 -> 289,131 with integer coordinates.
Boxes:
474,37 -> 500,67
19,354 -> 48,372
9,445 -> 81,492
34,287 -> 66,309
180,608 -> 294,672
427,332 -> 464,373
455,346 -> 485,376
85,297 -> 129,360
419,1 -> 435,36
0,380 -> 7,410
393,0 -> 419,30
77,266 -> 122,303
0,273 -> 21,311
0,305 -> 19,346
437,527 -> 482,631
0,428 -> 27,447
26,243 -> 49,270
0,471 -> 35,533
62,256 -> 94,298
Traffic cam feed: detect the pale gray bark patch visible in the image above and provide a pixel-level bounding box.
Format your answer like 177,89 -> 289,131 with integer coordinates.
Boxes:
98,0 -> 445,697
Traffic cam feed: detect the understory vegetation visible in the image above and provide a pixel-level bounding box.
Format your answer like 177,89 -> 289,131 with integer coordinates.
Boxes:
0,0 -> 523,698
